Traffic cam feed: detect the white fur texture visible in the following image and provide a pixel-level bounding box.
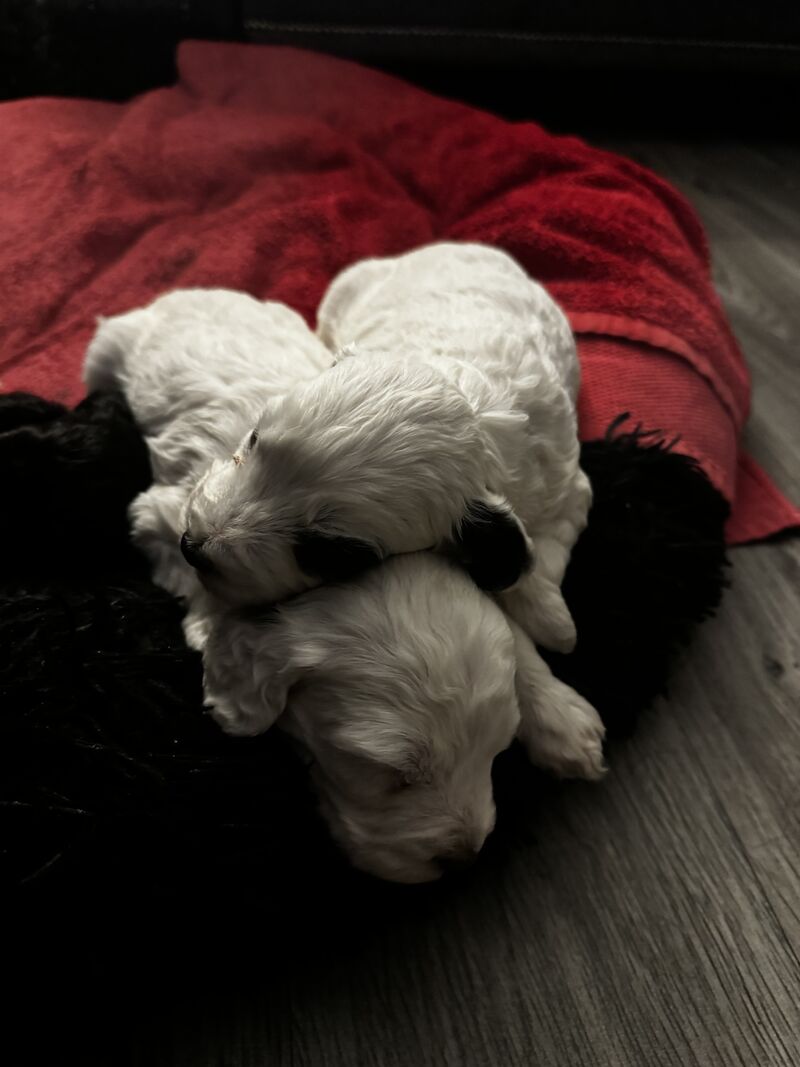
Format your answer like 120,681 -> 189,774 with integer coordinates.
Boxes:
83,284 -> 605,884
184,243 -> 591,653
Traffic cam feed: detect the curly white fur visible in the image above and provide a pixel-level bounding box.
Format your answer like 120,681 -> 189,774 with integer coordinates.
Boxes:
183,243 -> 591,653
83,283 -> 605,884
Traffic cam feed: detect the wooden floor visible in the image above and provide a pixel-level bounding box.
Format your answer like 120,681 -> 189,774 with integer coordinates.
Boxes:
130,143 -> 799,1067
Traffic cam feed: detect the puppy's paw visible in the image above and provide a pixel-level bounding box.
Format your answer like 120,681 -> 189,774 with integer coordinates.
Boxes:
202,614 -> 295,738
519,684 -> 607,781
183,610 -> 211,652
531,616 -> 577,656
522,599 -> 577,655
203,684 -> 262,737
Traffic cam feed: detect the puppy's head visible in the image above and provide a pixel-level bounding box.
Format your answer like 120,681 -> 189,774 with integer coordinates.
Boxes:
203,554 -> 521,883
181,358 -> 533,606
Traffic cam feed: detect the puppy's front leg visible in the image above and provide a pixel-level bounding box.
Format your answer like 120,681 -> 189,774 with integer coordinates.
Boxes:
501,469 -> 591,652
129,483 -> 197,601
501,564 -> 577,653
509,619 -> 606,781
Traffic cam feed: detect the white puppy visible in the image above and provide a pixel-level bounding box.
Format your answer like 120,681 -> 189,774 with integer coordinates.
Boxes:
84,288 -> 333,647
181,243 -> 591,654
84,288 -> 605,884
204,556 -> 605,884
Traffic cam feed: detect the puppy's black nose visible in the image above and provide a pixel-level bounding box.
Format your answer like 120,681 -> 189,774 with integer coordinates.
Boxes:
180,532 -> 211,572
436,850 -> 479,877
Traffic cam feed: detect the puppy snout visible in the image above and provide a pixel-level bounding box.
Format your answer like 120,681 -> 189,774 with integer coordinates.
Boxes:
436,848 -> 480,877
180,532 -> 212,572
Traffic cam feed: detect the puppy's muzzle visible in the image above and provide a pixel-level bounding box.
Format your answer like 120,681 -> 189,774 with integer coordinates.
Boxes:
180,532 -> 213,573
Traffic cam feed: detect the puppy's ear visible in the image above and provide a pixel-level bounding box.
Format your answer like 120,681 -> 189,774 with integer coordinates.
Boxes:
202,608 -> 301,736
451,495 -> 533,593
293,531 -> 381,582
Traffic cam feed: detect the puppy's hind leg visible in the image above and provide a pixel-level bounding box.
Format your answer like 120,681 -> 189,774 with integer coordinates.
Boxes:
509,618 -> 606,781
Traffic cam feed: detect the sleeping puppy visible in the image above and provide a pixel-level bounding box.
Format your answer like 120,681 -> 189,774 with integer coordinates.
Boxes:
181,243 -> 590,653
84,288 -> 334,645
84,288 -> 605,883
204,555 -> 604,884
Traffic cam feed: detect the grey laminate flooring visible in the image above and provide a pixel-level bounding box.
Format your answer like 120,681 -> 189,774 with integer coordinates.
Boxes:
143,142 -> 800,1067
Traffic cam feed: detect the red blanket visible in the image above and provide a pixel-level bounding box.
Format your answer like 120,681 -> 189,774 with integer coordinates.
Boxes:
1,42 -> 797,543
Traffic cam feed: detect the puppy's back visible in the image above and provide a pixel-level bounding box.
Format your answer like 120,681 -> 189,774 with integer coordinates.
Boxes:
317,242 -> 578,397
84,289 -> 335,476
86,289 -> 331,408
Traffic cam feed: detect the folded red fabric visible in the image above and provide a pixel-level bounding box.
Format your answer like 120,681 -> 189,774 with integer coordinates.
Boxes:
1,42 -> 796,543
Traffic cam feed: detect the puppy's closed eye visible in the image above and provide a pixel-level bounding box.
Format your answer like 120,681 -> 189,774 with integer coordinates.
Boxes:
357,764 -> 423,797
390,769 -> 425,793
293,531 -> 381,582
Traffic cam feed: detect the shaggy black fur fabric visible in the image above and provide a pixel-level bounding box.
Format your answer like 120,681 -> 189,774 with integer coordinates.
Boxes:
544,415 -> 730,736
0,396 -> 729,916
0,390 -> 152,572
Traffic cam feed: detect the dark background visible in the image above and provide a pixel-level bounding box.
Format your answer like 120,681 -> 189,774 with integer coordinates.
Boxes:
3,0 -> 800,134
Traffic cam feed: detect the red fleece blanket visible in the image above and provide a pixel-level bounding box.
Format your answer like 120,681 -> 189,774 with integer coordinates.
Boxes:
1,42 -> 797,543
